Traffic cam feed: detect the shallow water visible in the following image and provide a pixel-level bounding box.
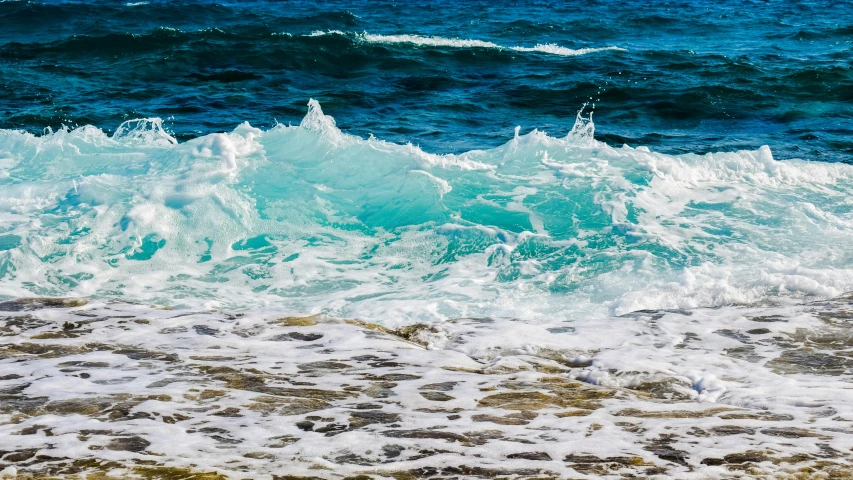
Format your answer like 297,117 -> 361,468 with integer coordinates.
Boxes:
1,298 -> 852,478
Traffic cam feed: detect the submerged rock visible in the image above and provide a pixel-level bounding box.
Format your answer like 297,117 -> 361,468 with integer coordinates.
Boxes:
106,436 -> 151,452
0,298 -> 88,311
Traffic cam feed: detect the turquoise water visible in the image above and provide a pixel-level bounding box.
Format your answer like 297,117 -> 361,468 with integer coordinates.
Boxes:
1,1 -> 853,323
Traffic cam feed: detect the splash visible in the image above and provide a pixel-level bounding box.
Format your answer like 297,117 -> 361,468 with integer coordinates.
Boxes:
113,118 -> 177,146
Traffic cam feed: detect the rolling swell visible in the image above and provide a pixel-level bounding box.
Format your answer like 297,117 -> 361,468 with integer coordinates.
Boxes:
0,1 -> 356,42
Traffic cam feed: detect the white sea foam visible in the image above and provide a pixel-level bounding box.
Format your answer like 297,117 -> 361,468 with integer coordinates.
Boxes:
362,33 -> 503,49
308,30 -> 626,57
512,43 -> 626,56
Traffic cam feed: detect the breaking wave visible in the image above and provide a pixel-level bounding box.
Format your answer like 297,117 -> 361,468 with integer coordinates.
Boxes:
1,100 -> 852,325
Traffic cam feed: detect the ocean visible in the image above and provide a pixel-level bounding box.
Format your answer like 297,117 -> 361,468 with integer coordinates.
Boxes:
1,1 -> 853,478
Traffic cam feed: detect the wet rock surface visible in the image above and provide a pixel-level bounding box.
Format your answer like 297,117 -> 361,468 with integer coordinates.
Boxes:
0,298 -> 852,478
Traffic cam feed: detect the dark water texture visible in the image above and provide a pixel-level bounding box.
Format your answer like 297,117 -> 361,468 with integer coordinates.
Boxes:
1,0 -> 851,161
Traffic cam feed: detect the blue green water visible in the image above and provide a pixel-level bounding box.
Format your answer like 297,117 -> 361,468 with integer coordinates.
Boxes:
1,1 -> 852,323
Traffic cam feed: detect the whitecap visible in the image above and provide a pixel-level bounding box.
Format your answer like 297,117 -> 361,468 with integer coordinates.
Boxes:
308,30 -> 626,58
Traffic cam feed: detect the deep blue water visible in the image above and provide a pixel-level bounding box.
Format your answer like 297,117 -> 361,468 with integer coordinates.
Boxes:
1,0 -> 851,161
